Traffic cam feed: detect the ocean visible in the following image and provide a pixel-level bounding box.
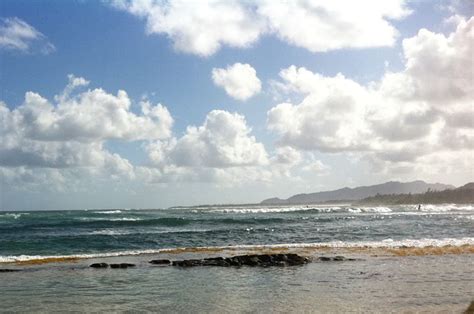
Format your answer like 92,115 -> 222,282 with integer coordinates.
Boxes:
1,204 -> 473,312
1,204 -> 473,261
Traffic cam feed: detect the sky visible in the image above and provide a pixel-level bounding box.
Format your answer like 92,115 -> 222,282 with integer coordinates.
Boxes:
0,0 -> 473,210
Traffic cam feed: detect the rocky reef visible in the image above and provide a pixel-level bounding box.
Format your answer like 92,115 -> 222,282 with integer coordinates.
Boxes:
153,253 -> 311,267
88,254 -> 360,269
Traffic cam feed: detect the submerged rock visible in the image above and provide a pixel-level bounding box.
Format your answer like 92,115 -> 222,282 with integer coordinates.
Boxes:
317,256 -> 356,262
318,257 -> 332,262
110,263 -> 135,269
90,263 -> 109,268
0,269 -> 22,272
149,259 -> 171,265
172,253 -> 311,268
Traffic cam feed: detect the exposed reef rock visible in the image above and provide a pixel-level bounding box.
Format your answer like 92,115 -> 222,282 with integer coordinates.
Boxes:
149,259 -> 171,265
90,263 -> 136,268
110,263 -> 135,268
171,253 -> 311,267
89,254 -> 358,270
318,256 -> 356,262
90,263 -> 109,268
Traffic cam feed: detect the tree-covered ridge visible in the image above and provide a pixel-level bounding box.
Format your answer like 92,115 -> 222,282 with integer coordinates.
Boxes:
358,183 -> 474,205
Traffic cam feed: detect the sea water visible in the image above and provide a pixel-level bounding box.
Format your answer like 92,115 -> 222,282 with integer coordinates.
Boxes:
0,204 -> 473,312
1,204 -> 473,261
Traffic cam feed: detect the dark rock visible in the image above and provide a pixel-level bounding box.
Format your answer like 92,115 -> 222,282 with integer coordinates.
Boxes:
286,254 -> 310,265
318,256 -> 356,262
149,259 -> 171,265
172,259 -> 202,267
0,269 -> 22,272
228,257 -> 242,266
110,263 -> 135,269
318,256 -> 332,261
202,257 -> 230,266
172,253 -> 310,268
90,263 -> 108,268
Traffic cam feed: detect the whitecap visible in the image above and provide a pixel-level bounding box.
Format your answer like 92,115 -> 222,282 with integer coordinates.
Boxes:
92,210 -> 122,214
0,213 -> 28,219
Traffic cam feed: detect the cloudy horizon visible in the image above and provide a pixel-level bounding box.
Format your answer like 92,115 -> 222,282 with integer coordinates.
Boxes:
1,0 -> 473,210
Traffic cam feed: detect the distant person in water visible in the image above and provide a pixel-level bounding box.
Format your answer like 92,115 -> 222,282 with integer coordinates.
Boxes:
418,204 -> 422,211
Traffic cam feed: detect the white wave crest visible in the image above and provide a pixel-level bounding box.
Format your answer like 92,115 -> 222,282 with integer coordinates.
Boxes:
77,217 -> 142,222
208,206 -> 350,214
0,213 -> 29,219
109,218 -> 141,221
90,229 -> 131,236
92,210 -> 122,214
204,204 -> 474,214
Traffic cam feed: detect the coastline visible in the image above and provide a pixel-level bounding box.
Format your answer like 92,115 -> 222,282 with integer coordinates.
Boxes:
2,241 -> 473,266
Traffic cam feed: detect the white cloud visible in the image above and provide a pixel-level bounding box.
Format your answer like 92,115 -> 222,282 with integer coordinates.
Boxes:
399,18 -> 473,105
267,16 -> 474,175
212,63 -> 262,101
143,109 -> 277,185
147,109 -> 268,169
13,75 -> 173,143
0,17 -> 55,54
112,0 -> 264,57
111,0 -> 410,56
267,66 -> 372,152
258,0 -> 410,52
0,75 -> 173,175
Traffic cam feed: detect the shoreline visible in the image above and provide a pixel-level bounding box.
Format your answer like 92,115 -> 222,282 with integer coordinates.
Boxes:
2,243 -> 473,313
3,242 -> 474,266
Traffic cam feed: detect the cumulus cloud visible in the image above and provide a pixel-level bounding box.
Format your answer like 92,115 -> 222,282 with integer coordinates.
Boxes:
144,109 -> 273,184
0,75 -> 173,179
11,75 -> 173,143
112,0 -> 264,57
111,0 -> 410,56
212,63 -> 262,101
147,110 -> 268,168
0,17 -> 55,54
257,0 -> 410,52
267,16 -> 474,174
1,74 -> 289,190
267,67 -> 373,152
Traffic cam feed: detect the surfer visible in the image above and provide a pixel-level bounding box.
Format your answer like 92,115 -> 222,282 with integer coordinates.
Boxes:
417,204 -> 421,211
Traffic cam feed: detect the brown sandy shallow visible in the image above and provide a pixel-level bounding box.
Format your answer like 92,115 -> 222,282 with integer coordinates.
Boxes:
6,244 -> 474,266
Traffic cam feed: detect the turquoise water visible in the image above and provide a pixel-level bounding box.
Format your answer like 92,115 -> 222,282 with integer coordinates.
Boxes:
1,204 -> 473,261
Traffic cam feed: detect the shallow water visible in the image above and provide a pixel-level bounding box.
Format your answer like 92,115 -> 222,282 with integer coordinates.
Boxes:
1,254 -> 472,313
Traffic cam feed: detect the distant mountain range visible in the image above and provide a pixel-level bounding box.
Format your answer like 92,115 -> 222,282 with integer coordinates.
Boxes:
261,180 -> 456,205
